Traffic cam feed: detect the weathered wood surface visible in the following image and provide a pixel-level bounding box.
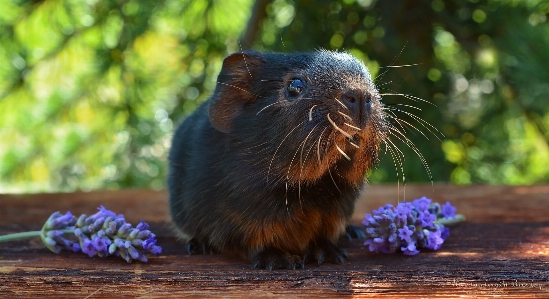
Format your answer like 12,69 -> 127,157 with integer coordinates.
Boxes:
0,184 -> 548,298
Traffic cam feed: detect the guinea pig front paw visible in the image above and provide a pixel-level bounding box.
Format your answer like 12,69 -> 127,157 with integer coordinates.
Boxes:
250,248 -> 305,270
344,224 -> 366,240
305,239 -> 349,265
186,238 -> 216,255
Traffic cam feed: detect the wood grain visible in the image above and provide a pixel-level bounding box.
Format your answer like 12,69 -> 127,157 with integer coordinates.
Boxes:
1,184 -> 548,298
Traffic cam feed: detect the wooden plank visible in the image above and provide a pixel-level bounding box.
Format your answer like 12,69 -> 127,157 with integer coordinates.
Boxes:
1,184 -> 548,298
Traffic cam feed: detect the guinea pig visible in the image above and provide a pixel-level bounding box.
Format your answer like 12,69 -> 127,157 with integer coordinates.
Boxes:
168,50 -> 387,270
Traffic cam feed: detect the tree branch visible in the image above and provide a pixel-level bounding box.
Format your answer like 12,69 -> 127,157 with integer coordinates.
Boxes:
239,0 -> 270,49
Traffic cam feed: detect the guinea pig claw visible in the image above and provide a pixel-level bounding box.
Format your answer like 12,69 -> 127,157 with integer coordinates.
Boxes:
250,248 -> 304,270
186,238 -> 214,255
306,239 -> 348,265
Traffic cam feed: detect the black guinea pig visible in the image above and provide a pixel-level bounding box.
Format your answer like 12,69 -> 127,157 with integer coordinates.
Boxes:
168,50 -> 388,270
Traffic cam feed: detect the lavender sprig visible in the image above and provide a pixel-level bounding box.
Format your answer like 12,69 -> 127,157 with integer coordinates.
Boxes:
362,197 -> 465,256
0,206 -> 162,263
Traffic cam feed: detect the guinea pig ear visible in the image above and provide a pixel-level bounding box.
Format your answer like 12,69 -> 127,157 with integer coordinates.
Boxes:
209,50 -> 265,133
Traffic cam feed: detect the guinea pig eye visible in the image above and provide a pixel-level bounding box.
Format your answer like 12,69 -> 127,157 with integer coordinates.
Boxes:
286,79 -> 305,99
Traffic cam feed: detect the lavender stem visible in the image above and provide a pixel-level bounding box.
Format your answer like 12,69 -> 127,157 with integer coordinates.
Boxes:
0,231 -> 42,242
435,214 -> 466,226
0,229 -> 75,243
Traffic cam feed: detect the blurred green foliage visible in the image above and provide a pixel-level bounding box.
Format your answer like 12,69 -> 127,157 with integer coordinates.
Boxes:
0,0 -> 547,193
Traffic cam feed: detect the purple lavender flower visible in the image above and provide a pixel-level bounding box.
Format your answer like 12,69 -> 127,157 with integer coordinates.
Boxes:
442,201 -> 457,218
143,236 -> 162,255
81,238 -> 97,257
418,210 -> 436,227
398,226 -> 413,243
363,197 -> 462,255
401,242 -> 419,256
36,206 -> 162,263
441,227 -> 451,240
395,203 -> 411,223
413,196 -> 431,211
424,229 -> 444,250
136,221 -> 149,231
39,211 -> 78,254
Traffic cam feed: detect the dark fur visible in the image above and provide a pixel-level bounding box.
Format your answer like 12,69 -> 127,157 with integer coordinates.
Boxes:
168,50 -> 387,269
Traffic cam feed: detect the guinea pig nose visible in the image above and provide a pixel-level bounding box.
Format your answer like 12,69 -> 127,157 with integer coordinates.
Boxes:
342,93 -> 356,105
341,91 -> 362,121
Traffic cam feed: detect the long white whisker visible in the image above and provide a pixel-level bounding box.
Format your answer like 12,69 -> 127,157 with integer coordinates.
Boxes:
267,121 -> 306,183
386,113 -> 430,140
309,105 -> 318,121
338,111 -> 352,121
375,42 -> 407,81
321,131 -> 342,194
335,145 -> 351,161
328,167 -> 342,194
238,43 -> 253,79
384,103 -> 422,111
397,109 -> 445,140
375,69 -> 390,82
380,92 -> 436,107
380,63 -> 422,68
327,113 -> 353,139
343,123 -> 361,131
316,128 -> 327,164
385,107 -> 444,141
388,127 -> 433,185
299,124 -> 320,178
216,81 -> 256,97
302,128 -> 321,170
385,110 -> 409,135
376,81 -> 393,88
383,140 -> 405,202
333,97 -> 348,109
257,101 -> 280,115
291,125 -> 318,205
